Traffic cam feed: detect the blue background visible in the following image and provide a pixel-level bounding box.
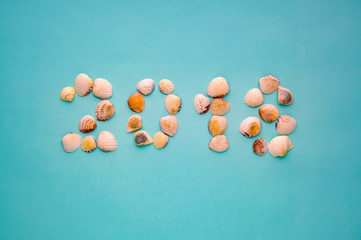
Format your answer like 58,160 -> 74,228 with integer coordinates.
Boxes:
1,0 -> 360,239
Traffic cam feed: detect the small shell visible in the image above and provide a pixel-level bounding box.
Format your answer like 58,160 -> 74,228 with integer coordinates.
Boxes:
276,114 -> 297,135
208,116 -> 228,136
92,78 -> 112,99
193,94 -> 211,114
253,138 -> 267,156
134,130 -> 153,146
136,78 -> 155,96
207,77 -> 230,98
277,86 -> 294,105
78,115 -> 97,133
126,114 -> 142,133
258,104 -> 280,123
160,115 -> 178,137
97,131 -> 117,152
244,88 -> 263,107
209,98 -> 230,116
61,133 -> 81,152
74,73 -> 93,96
95,100 -> 115,121
153,131 -> 169,149
259,75 -> 280,94
268,136 -> 293,157
60,87 -> 75,102
209,135 -> 229,152
165,94 -> 182,114
239,117 -> 261,138
81,136 -> 97,153
159,79 -> 175,95
128,92 -> 145,113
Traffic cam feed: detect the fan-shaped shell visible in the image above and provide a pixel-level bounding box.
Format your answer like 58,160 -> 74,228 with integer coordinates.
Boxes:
128,92 -> 145,113
209,135 -> 229,152
193,94 -> 211,114
209,98 -> 230,116
160,115 -> 178,137
244,88 -> 263,107
208,116 -> 228,136
259,75 -> 280,94
97,131 -> 117,152
153,131 -> 168,149
276,114 -> 297,135
134,130 -> 153,146
258,104 -> 280,123
60,87 -> 75,102
126,115 -> 142,133
95,100 -> 115,121
92,78 -> 112,99
159,79 -> 175,95
239,117 -> 261,138
81,136 -> 97,153
165,94 -> 182,114
74,73 -> 93,96
136,78 -> 155,96
207,77 -> 230,98
78,115 -> 97,133
268,136 -> 293,157
61,133 -> 81,152
253,138 -> 267,156
277,86 -> 294,105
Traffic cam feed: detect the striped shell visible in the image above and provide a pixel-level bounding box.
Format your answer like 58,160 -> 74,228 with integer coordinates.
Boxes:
61,133 -> 81,152
268,136 -> 293,157
136,78 -> 155,96
276,114 -> 297,135
159,79 -> 175,95
81,136 -> 97,153
259,75 -> 280,94
134,130 -> 153,146
128,92 -> 145,113
165,94 -> 181,115
95,100 -> 115,121
253,138 -> 267,156
258,104 -> 280,123
74,73 -> 93,96
209,98 -> 230,116
97,131 -> 117,152
277,86 -> 294,105
193,94 -> 211,114
92,78 -> 112,99
160,115 -> 178,137
239,117 -> 261,138
78,115 -> 97,133
244,88 -> 263,107
208,116 -> 228,136
153,131 -> 169,149
207,77 -> 230,98
209,135 -> 229,152
60,87 -> 75,102
126,115 -> 142,133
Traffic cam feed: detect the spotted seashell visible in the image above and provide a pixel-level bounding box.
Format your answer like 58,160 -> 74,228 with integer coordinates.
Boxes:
259,75 -> 280,94
165,94 -> 181,115
97,131 -> 117,152
193,94 -> 211,114
128,92 -> 145,113
92,78 -> 112,99
159,79 -> 175,95
209,98 -> 230,116
207,77 -> 230,98
208,116 -> 228,136
253,138 -> 267,156
258,104 -> 280,123
81,136 -> 97,153
78,115 -> 97,133
61,133 -> 81,152
275,114 -> 297,135
153,131 -> 169,149
160,115 -> 178,137
134,130 -> 153,146
268,136 -> 293,157
277,86 -> 294,105
136,78 -> 155,96
239,117 -> 261,138
60,87 -> 75,102
95,100 -> 115,121
126,115 -> 142,133
74,73 -> 93,97
209,135 -> 229,152
244,88 -> 263,107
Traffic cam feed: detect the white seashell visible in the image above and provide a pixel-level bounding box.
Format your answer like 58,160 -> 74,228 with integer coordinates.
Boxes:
92,78 -> 112,99
78,115 -> 97,133
268,136 -> 293,157
259,75 -> 280,94
258,104 -> 280,123
253,138 -> 267,156
74,73 -> 93,97
193,94 -> 211,114
153,131 -> 169,149
208,116 -> 228,136
81,136 -> 97,153
244,88 -> 264,107
207,77 -> 230,98
134,130 -> 153,146
209,135 -> 229,152
159,79 -> 175,95
95,100 -> 115,121
97,131 -> 117,152
136,78 -> 155,96
61,133 -> 81,152
209,98 -> 230,116
239,117 -> 261,138
60,87 -> 75,102
126,115 -> 142,133
164,94 -> 181,115
276,114 -> 297,135
160,115 -> 178,137
277,86 -> 294,105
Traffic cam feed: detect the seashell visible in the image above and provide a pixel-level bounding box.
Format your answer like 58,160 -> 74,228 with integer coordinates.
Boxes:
60,87 -> 75,102
276,114 -> 297,135
244,88 -> 263,107
209,98 -> 230,116
277,86 -> 294,105
209,135 -> 229,152
81,136 -> 97,153
239,117 -> 261,138
160,115 -> 178,137
153,131 -> 169,149
61,133 -> 81,152
207,77 -> 230,98
97,131 -> 117,152
126,114 -> 142,133
208,116 -> 228,136
258,104 -> 280,123
128,92 -> 145,113
193,94 -> 211,114
95,100 -> 115,121
78,115 -> 97,133
136,78 -> 155,96
164,94 -> 182,114
74,73 -> 93,96
134,130 -> 153,146
253,138 -> 267,156
259,75 -> 280,94
159,79 -> 175,95
92,78 -> 112,99
268,136 -> 293,157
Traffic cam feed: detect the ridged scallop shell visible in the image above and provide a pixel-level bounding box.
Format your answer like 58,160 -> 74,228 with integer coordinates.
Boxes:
277,86 -> 294,105
153,131 -> 168,149
74,73 -> 93,96
78,115 -> 97,133
276,114 -> 297,135
126,114 -> 142,133
209,98 -> 230,116
136,78 -> 155,96
81,136 -> 97,153
259,75 -> 280,94
95,100 -> 115,121
209,135 -> 229,152
239,117 -> 261,138
258,104 -> 280,123
208,116 -> 228,136
92,78 -> 112,99
128,92 -> 145,113
268,136 -> 293,157
60,87 -> 75,102
97,131 -> 117,152
61,133 -> 81,152
165,94 -> 181,114
244,88 -> 264,107
159,79 -> 175,95
193,94 -> 211,114
253,138 -> 267,156
134,130 -> 153,146
160,115 -> 178,137
207,77 -> 230,98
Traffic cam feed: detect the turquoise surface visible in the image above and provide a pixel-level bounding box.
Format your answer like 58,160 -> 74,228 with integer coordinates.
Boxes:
1,0 -> 360,239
